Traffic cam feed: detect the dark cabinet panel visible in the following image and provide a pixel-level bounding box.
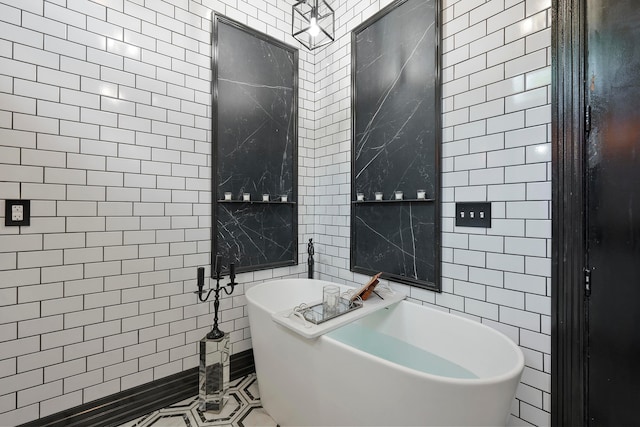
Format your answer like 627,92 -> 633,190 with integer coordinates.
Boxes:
585,0 -> 640,423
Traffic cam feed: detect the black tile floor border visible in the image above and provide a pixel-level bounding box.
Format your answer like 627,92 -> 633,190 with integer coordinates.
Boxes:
20,368 -> 199,427
118,374 -> 277,427
19,349 -> 256,427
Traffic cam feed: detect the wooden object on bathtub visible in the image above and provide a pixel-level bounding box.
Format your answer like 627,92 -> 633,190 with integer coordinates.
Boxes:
351,272 -> 382,301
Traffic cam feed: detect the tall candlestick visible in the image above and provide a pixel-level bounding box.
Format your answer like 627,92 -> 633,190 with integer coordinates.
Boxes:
197,266 -> 205,289
215,254 -> 222,277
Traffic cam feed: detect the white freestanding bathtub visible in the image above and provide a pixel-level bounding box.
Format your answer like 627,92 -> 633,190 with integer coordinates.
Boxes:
246,279 -> 524,426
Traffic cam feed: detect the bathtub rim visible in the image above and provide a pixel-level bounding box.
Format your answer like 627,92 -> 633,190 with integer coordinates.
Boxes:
246,278 -> 525,386
245,278 -> 358,315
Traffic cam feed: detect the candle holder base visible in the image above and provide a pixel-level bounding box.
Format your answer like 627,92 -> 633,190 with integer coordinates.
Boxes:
198,332 -> 230,413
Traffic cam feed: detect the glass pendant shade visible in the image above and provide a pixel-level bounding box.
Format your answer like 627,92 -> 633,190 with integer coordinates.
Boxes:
292,0 -> 335,50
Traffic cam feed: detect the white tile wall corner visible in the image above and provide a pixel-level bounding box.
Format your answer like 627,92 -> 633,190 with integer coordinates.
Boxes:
0,0 -> 314,424
310,0 -> 551,426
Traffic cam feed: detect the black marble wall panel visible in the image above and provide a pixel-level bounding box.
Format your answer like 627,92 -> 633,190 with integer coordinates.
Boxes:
353,203 -> 435,284
213,16 -> 298,272
351,0 -> 440,289
216,20 -> 296,200
353,0 -> 437,200
217,203 -> 295,268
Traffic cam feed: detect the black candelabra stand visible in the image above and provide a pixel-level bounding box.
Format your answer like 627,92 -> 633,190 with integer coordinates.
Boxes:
195,254 -> 237,340
307,238 -> 314,279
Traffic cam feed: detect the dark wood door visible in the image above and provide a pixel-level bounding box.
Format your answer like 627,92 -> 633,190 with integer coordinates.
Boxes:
585,0 -> 640,424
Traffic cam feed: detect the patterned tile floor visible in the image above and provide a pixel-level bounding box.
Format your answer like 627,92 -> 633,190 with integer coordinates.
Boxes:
117,374 -> 277,427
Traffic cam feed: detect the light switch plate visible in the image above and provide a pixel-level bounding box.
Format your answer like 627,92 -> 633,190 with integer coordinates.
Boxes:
455,202 -> 491,228
5,200 -> 30,226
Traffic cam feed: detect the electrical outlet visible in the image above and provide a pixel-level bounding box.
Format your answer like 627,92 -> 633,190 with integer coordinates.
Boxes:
5,200 -> 30,227
455,202 -> 491,228
12,204 -> 24,221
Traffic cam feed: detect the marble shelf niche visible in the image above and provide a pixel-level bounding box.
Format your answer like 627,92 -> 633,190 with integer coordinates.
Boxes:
218,200 -> 297,204
352,199 -> 435,204
213,14 -> 298,273
350,0 -> 441,291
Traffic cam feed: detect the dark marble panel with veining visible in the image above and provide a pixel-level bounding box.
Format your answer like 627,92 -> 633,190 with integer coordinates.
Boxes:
353,203 -> 435,284
217,203 -> 295,270
213,18 -> 297,272
216,22 -> 296,200
351,0 -> 439,288
353,0 -> 437,201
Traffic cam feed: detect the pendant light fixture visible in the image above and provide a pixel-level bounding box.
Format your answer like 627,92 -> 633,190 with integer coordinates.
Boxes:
292,0 -> 335,50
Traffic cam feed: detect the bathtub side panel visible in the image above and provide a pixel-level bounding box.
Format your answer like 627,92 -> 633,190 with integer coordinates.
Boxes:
318,338 -> 516,426
247,301 -> 323,426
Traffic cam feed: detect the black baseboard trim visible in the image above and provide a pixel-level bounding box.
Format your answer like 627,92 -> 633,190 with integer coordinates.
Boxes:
20,349 -> 255,427
229,347 -> 255,381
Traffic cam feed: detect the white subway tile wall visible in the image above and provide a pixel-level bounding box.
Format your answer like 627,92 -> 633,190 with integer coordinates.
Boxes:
0,0 -> 314,425
0,0 -> 550,426
311,0 -> 550,426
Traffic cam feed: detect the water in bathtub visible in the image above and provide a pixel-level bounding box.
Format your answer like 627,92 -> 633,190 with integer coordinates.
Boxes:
327,323 -> 477,379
